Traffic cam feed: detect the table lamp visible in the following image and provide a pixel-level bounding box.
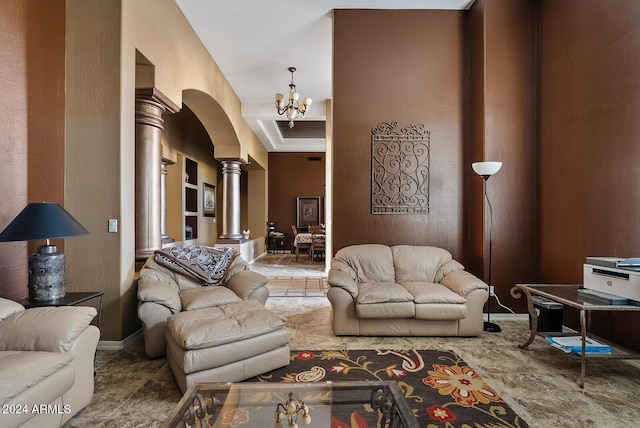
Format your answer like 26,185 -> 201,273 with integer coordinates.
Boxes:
0,202 -> 89,302
472,161 -> 502,333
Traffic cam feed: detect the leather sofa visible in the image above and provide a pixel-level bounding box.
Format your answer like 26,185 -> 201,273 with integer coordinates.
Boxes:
0,298 -> 100,428
327,244 -> 489,336
137,251 -> 270,358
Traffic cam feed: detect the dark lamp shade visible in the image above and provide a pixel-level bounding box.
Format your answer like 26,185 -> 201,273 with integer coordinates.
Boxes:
0,202 -> 89,242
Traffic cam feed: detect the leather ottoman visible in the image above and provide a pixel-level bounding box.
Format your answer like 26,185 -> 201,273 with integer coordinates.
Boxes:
165,299 -> 290,393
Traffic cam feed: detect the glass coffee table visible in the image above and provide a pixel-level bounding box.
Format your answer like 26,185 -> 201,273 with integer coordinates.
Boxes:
163,381 -> 419,428
511,284 -> 640,388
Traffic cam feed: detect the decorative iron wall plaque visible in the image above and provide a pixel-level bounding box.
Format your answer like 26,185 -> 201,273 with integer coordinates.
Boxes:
371,122 -> 430,214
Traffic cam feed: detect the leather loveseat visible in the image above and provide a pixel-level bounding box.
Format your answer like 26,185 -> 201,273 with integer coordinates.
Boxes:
327,244 -> 489,336
0,298 -> 100,428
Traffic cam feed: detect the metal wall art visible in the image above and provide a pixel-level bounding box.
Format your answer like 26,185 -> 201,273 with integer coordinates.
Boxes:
371,122 -> 430,214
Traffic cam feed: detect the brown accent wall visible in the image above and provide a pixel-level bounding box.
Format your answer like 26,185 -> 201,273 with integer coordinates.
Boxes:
26,0 -> 65,213
333,10 -> 467,259
466,0 -> 487,276
469,0 -> 538,309
538,0 -> 640,350
0,0 -> 65,300
268,152 -> 325,249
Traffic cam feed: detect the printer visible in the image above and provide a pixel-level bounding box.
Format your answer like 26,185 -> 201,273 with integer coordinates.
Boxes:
582,257 -> 640,305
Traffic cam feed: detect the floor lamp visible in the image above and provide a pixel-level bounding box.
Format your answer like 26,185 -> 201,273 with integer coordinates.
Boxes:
472,161 -> 502,333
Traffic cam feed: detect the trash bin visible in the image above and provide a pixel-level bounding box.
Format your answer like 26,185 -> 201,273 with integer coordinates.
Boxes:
529,296 -> 564,332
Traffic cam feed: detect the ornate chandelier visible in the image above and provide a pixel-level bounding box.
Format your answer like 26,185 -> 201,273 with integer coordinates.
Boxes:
275,67 -> 312,128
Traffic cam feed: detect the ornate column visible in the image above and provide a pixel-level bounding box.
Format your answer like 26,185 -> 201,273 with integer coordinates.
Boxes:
135,88 -> 178,260
161,157 -> 175,244
218,159 -> 245,242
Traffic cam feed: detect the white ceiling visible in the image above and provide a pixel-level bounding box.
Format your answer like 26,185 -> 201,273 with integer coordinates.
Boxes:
175,0 -> 475,152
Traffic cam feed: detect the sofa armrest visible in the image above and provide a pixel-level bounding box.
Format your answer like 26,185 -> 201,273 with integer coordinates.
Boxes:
440,270 -> 489,297
137,277 -> 182,313
328,269 -> 359,298
434,259 -> 465,283
440,270 -> 488,298
0,298 -> 24,321
0,306 -> 97,353
226,270 -> 268,300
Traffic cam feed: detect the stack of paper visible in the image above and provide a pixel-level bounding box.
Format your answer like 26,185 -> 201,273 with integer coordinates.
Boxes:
546,336 -> 612,354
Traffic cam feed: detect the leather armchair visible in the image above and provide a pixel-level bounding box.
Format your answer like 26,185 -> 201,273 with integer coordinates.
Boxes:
137,254 -> 269,358
0,298 -> 99,428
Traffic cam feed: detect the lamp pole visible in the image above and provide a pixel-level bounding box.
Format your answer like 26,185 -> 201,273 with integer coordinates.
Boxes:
472,161 -> 502,333
482,175 -> 501,333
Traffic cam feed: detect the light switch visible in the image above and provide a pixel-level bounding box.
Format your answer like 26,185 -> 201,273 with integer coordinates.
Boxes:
108,219 -> 118,233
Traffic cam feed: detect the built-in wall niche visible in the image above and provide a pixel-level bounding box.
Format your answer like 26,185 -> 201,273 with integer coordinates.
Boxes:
185,158 -> 198,186
184,157 -> 198,240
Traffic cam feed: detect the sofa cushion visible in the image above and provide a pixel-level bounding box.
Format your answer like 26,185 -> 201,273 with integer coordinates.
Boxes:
392,245 -> 453,283
179,287 -> 241,311
137,277 -> 181,313
414,303 -> 467,320
166,328 -> 290,375
166,300 -> 287,350
0,351 -> 74,404
400,282 -> 467,304
356,282 -> 414,304
334,244 -> 396,283
356,301 -> 416,319
0,306 -> 97,353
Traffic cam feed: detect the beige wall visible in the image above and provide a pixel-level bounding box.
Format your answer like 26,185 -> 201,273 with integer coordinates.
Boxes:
163,106 -> 222,246
63,0 -> 268,342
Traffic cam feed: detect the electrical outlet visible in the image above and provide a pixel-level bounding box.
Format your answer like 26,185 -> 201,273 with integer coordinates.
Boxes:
489,286 -> 495,296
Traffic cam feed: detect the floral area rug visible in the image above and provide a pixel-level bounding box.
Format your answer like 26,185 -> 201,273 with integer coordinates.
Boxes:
245,349 -> 529,428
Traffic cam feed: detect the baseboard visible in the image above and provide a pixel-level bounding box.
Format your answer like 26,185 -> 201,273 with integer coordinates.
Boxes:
484,313 -> 528,322
97,328 -> 143,351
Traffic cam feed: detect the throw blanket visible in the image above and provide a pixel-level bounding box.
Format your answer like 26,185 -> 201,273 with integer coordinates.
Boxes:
154,246 -> 238,286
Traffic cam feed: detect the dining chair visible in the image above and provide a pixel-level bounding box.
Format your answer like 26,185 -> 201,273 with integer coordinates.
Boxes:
292,225 -> 311,261
309,232 -> 326,263
309,225 -> 323,235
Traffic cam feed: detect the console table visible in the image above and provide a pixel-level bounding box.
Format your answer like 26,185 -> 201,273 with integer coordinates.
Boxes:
511,284 -> 640,388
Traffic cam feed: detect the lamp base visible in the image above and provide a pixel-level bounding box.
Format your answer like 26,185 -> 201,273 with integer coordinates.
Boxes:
28,245 -> 66,302
484,321 -> 502,333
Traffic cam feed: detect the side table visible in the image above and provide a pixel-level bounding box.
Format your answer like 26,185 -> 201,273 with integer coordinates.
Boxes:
16,291 -> 104,329
511,284 -> 640,388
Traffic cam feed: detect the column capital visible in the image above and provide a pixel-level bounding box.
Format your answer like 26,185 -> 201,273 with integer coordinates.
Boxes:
135,88 -> 180,113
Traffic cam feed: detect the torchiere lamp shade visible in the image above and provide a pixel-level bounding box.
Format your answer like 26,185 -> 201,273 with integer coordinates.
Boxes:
472,161 -> 502,179
0,202 -> 89,302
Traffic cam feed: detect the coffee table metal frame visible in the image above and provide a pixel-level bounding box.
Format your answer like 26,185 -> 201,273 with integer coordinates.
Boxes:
511,283 -> 640,388
163,380 -> 419,428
